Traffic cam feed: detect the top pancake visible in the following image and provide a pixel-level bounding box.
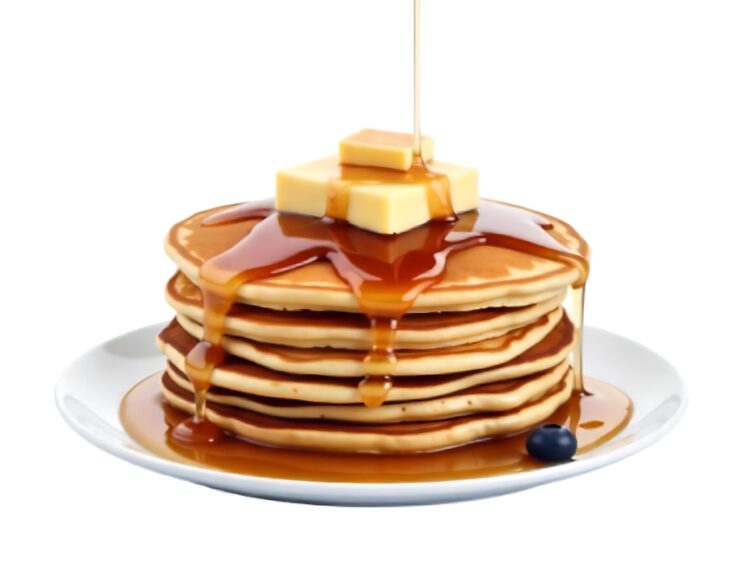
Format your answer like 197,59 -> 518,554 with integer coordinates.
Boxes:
165,271 -> 566,349
165,199 -> 589,313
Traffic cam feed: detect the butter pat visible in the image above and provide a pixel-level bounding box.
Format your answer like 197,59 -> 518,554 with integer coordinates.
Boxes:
345,183 -> 431,235
275,156 -> 333,218
275,156 -> 479,234
429,160 -> 479,214
339,129 -> 434,171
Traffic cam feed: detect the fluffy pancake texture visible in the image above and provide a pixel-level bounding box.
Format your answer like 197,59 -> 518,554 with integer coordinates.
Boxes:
156,200 -> 587,453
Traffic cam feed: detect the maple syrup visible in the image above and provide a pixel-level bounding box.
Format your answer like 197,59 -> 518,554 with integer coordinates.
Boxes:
174,200 -> 587,429
121,374 -> 630,482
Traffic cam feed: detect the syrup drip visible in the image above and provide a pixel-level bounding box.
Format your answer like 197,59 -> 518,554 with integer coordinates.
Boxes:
174,204 -> 275,442
324,159 -> 454,403
570,286 -> 586,392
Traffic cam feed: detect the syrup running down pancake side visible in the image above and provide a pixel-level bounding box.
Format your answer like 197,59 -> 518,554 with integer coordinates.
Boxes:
168,192 -> 590,446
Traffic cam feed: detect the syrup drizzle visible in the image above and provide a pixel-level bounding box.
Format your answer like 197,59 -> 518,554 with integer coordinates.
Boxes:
326,160 -> 454,221
413,0 -> 422,158
570,286 -> 586,392
323,160 -> 454,402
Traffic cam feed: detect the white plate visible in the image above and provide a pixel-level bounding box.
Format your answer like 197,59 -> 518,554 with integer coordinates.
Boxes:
56,323 -> 686,506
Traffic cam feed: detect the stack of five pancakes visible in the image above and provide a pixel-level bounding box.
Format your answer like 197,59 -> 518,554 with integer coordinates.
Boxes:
156,201 -> 589,454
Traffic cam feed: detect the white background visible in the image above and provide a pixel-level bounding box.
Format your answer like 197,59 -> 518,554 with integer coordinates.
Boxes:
1,0 -> 748,581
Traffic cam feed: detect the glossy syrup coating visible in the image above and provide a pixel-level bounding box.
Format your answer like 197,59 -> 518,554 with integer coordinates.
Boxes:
170,195 -> 590,445
121,375 -> 631,482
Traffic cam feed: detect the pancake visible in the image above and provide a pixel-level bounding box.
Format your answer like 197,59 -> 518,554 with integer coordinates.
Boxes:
165,200 -> 589,313
166,271 -> 567,349
157,313 -> 575,404
161,372 -> 575,454
171,308 -> 564,377
165,361 -> 571,423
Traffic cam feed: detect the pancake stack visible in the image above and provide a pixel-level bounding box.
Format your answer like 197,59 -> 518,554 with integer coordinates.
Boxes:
157,202 -> 589,454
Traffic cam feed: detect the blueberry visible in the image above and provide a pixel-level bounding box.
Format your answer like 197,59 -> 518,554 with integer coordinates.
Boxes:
526,424 -> 577,462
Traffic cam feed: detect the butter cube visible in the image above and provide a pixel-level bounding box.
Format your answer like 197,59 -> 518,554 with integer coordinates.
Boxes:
339,129 -> 434,171
274,157 -> 332,218
429,160 -> 479,214
346,183 -> 431,235
275,156 -> 479,234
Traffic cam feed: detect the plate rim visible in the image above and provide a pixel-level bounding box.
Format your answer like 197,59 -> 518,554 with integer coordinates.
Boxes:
55,322 -> 688,504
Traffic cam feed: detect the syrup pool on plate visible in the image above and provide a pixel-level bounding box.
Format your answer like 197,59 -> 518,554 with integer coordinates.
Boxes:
120,374 -> 632,483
